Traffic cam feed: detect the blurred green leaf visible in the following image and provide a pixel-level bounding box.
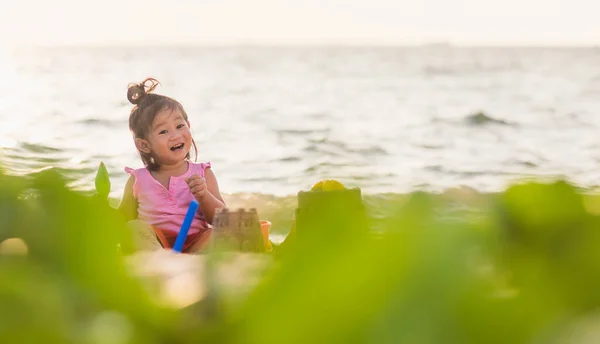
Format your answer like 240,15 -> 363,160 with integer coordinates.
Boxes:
95,161 -> 111,200
3,163 -> 600,343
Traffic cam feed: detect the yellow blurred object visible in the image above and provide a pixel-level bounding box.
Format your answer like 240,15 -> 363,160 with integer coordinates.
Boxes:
0,238 -> 29,256
311,179 -> 345,191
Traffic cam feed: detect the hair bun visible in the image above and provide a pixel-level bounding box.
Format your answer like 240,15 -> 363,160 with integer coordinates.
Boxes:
127,84 -> 145,105
126,78 -> 160,105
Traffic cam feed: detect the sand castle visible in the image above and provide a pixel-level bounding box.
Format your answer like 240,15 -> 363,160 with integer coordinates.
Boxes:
208,179 -> 367,255
210,208 -> 266,253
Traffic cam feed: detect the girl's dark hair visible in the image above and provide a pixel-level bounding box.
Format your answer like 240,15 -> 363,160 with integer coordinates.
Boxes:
127,78 -> 198,171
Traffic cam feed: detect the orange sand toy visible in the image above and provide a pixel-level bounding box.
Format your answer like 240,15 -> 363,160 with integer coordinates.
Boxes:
260,220 -> 273,251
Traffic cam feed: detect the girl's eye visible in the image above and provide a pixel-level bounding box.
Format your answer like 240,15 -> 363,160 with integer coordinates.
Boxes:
177,124 -> 185,129
159,130 -> 168,135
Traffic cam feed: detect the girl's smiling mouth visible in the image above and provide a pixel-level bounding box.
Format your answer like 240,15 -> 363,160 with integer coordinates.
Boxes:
170,143 -> 184,151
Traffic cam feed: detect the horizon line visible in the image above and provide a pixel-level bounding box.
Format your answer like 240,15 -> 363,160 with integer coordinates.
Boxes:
12,41 -> 600,49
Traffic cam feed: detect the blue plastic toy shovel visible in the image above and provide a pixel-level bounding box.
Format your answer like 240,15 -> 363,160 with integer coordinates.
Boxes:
173,199 -> 199,253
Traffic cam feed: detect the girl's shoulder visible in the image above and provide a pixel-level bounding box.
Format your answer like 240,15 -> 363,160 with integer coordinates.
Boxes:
189,161 -> 212,177
124,166 -> 152,198
124,166 -> 150,178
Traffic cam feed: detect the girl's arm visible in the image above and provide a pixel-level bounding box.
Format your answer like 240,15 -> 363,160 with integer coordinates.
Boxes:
198,168 -> 226,224
119,175 -> 139,222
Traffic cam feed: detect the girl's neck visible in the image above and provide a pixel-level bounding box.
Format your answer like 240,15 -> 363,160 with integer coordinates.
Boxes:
155,160 -> 189,177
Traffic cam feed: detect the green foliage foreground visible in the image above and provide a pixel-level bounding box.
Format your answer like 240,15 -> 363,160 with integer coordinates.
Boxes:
2,165 -> 600,344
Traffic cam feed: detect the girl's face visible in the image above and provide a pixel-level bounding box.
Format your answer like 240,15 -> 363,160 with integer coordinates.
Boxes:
142,108 -> 192,166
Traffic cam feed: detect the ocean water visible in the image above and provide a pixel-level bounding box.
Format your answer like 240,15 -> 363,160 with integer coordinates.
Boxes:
1,46 -> 600,200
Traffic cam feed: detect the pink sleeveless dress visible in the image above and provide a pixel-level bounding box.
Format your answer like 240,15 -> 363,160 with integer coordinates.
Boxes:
124,161 -> 212,252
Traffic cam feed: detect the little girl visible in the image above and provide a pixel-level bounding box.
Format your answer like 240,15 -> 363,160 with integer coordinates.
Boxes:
119,77 -> 226,253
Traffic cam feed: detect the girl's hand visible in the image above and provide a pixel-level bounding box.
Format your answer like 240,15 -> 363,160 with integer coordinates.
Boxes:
186,174 -> 207,201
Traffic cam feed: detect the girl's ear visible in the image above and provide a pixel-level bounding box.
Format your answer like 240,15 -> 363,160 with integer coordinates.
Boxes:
186,120 -> 191,128
134,138 -> 152,154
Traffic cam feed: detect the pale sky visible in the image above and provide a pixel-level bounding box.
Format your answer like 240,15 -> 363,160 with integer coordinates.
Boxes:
0,0 -> 598,46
